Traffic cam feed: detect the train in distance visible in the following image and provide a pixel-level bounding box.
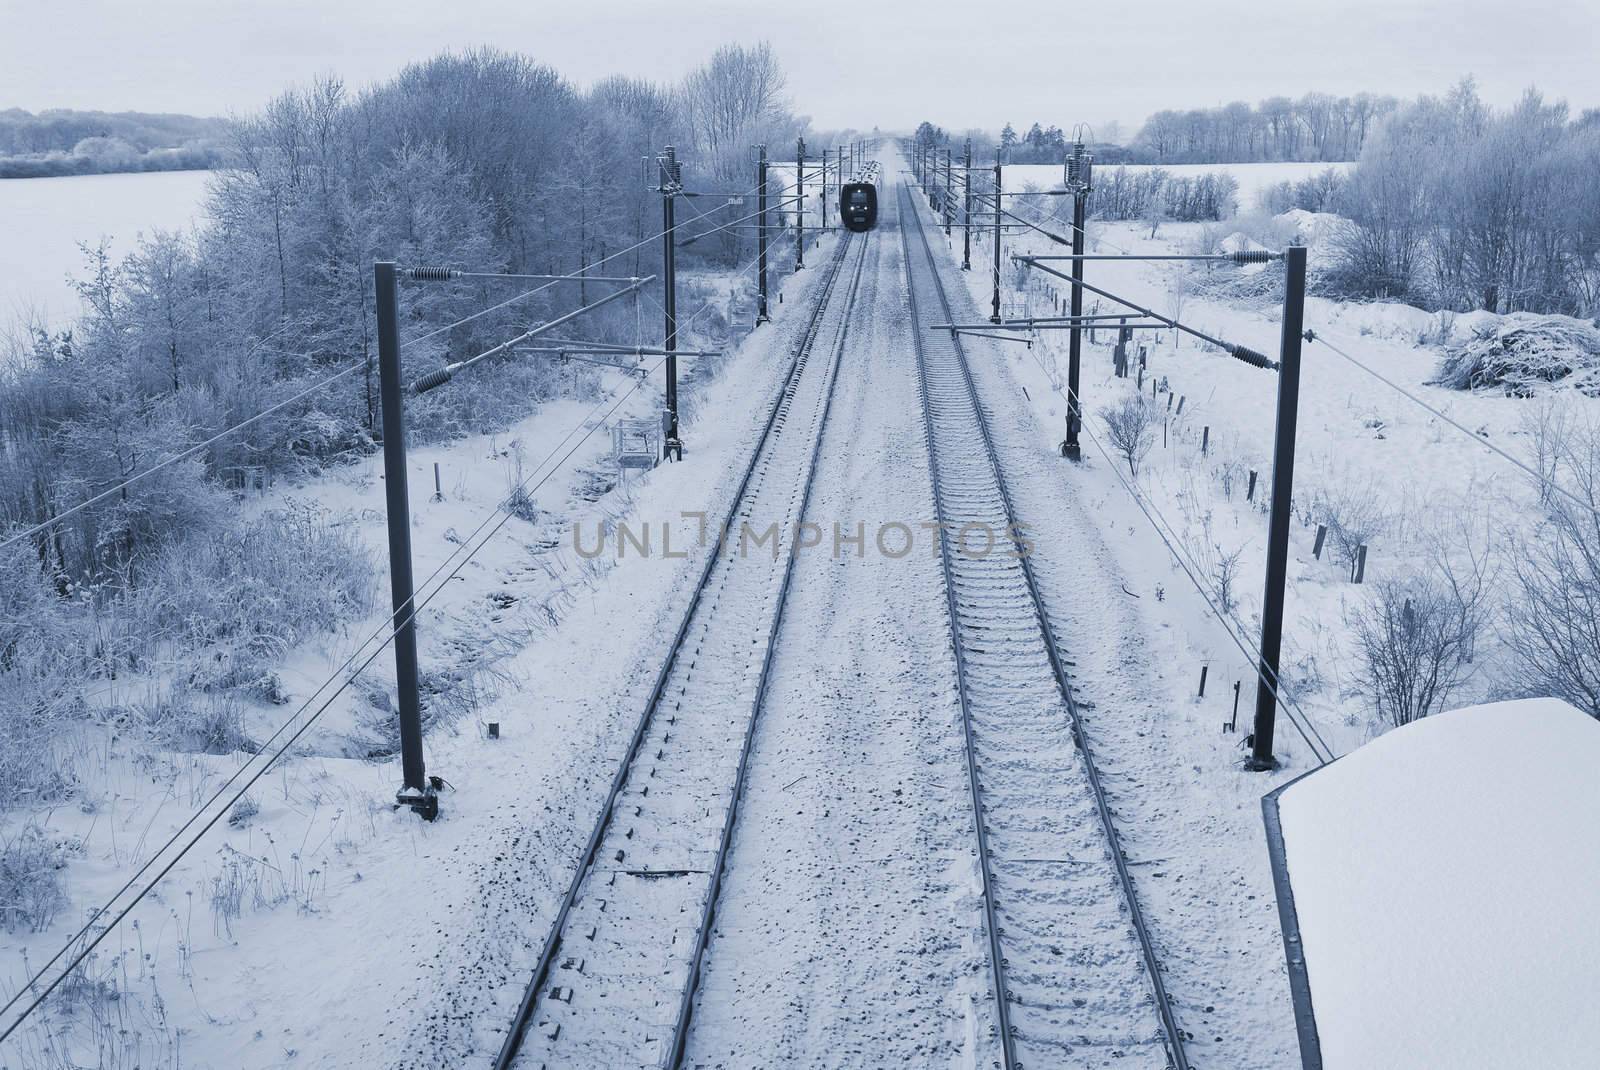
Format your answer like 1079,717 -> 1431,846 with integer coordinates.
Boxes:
840,160 -> 880,232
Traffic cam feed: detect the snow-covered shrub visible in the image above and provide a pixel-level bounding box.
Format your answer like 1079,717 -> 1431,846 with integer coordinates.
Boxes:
1347,573 -> 1485,728
1506,417 -> 1600,716
1518,393 -> 1577,506
0,547 -> 83,813
228,793 -> 261,828
1100,395 -> 1157,476
1431,314 -> 1600,396
131,500 -> 375,692
502,440 -> 540,523
1312,471 -> 1390,566
139,686 -> 248,754
1255,168 -> 1347,215
0,822 -> 67,933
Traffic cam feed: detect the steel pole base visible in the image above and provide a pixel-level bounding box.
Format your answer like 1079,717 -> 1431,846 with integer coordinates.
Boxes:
1243,753 -> 1279,772
396,781 -> 441,821
664,438 -> 684,462
1060,442 -> 1081,461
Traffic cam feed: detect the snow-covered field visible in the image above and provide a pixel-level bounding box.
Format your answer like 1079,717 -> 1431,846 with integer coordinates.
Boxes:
0,169 -> 212,329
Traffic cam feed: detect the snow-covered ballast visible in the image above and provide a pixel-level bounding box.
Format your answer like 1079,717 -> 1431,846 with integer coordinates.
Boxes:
1262,699 -> 1600,1069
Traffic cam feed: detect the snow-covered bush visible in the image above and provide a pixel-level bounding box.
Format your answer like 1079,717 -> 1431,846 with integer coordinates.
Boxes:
1100,395 -> 1157,476
139,686 -> 248,754
1347,572 -> 1485,728
1506,418 -> 1600,716
0,822 -> 67,933
0,548 -> 83,813
1254,167 -> 1347,214
131,501 -> 375,692
1312,471 -> 1390,567
1431,314 -> 1600,396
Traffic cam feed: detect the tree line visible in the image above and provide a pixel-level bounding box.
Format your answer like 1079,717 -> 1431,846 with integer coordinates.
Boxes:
922,92 -> 1401,166
1,43 -> 799,589
1132,93 -> 1400,163
0,107 -> 229,178
1330,79 -> 1600,316
0,43 -> 805,808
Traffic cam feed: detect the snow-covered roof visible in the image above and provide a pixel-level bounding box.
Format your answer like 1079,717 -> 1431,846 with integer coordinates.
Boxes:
1263,698 -> 1600,1069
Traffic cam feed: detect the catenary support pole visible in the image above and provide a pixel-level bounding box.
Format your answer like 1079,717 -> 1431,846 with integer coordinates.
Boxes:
756,144 -> 769,323
837,144 -> 844,222
1065,163 -> 1089,458
962,138 -> 973,270
1248,244 -> 1307,770
943,148 -> 953,236
374,261 -> 436,820
991,162 -> 1003,323
661,147 -> 683,461
796,137 -> 806,271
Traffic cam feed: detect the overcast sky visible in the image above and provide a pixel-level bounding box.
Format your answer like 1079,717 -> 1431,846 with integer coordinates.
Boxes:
4,0 -> 1597,134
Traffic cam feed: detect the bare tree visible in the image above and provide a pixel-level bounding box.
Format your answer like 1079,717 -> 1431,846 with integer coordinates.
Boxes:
1506,417 -> 1600,715
680,42 -> 790,185
1101,395 -> 1156,476
1314,468 -> 1390,566
1519,392 -> 1575,506
1165,270 -> 1189,347
1348,566 -> 1487,728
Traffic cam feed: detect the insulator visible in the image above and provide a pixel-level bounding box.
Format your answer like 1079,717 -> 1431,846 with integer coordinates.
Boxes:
407,267 -> 459,281
411,367 -> 454,394
1227,250 -> 1275,264
1229,344 -> 1278,371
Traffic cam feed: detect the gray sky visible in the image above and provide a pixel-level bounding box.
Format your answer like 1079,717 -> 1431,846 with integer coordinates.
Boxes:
4,0 -> 1597,134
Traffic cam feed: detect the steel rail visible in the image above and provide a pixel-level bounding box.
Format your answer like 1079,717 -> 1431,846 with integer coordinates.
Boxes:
666,228 -> 870,1068
902,181 -> 1192,1070
491,231 -> 861,1070
898,184 -> 1020,1070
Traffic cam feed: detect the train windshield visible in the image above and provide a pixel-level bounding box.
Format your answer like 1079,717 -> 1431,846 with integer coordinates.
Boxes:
850,191 -> 869,206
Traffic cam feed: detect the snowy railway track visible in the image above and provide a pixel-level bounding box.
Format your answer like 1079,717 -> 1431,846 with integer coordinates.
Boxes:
901,181 -> 1190,1070
493,229 -> 869,1070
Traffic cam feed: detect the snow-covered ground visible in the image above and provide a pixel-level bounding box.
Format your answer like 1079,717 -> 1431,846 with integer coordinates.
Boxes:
949,189 -> 1590,769
0,240 -> 842,1067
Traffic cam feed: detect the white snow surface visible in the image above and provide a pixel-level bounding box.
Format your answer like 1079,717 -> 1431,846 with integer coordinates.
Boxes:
1276,698 -> 1600,1070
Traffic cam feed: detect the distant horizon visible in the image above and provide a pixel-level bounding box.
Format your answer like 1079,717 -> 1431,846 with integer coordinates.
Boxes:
5,74 -> 1597,151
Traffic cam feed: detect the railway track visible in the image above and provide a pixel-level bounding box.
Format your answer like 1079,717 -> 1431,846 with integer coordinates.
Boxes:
492,229 -> 868,1069
900,180 -> 1190,1070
